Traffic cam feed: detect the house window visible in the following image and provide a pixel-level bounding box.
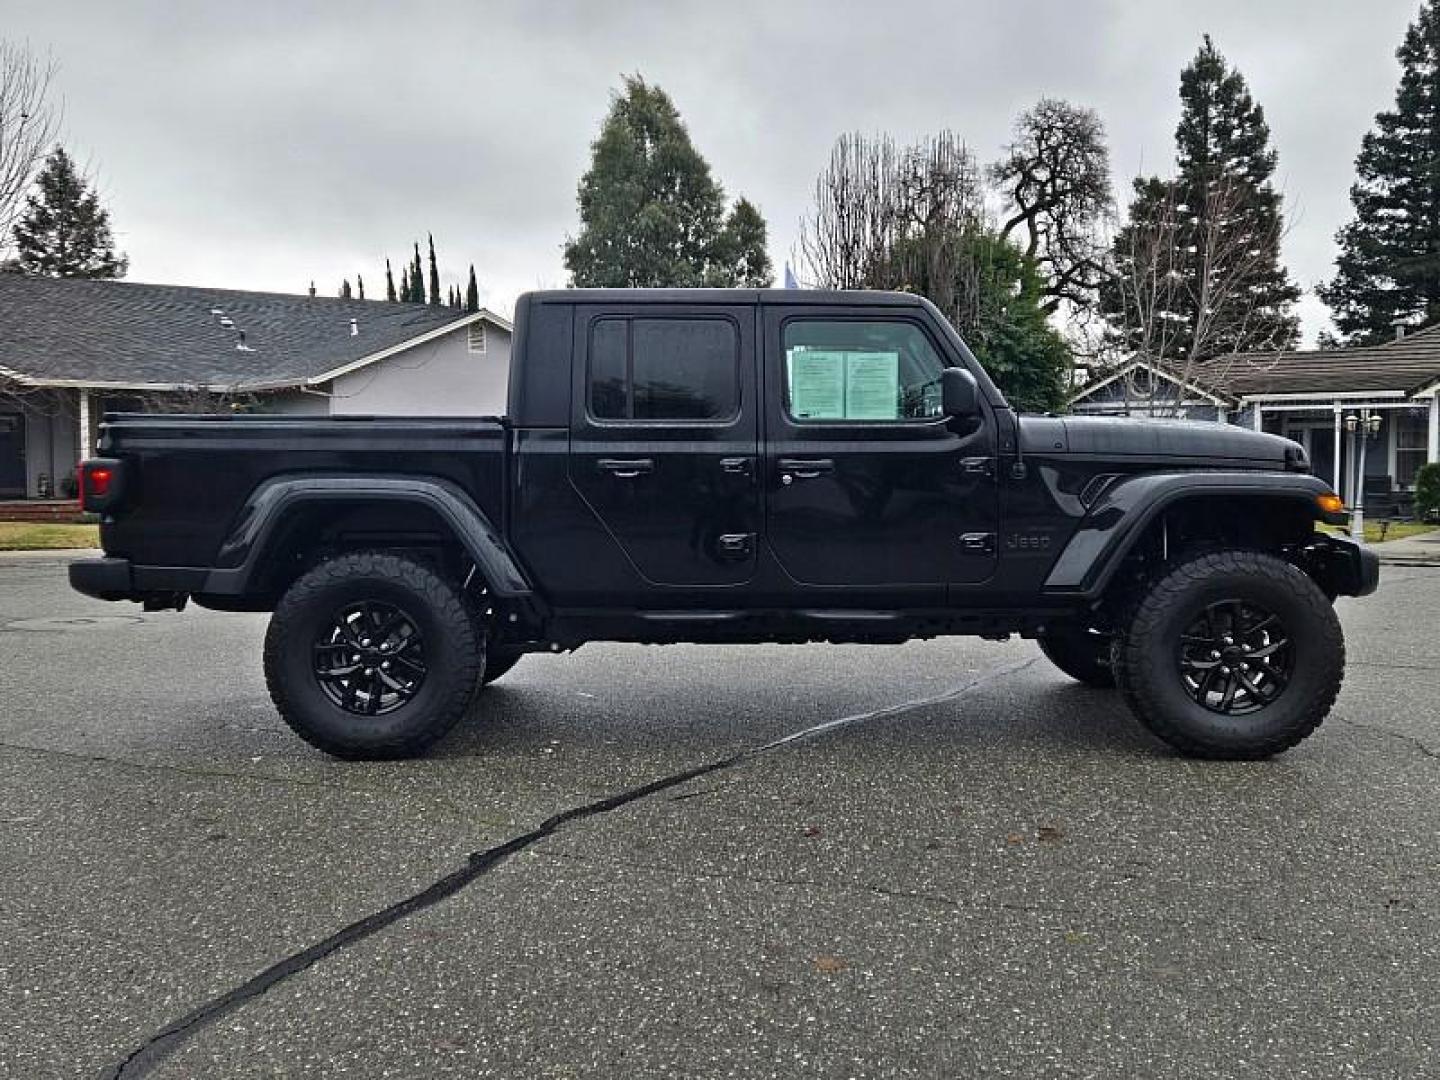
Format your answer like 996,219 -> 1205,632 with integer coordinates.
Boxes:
587,316 -> 740,422
467,321 -> 487,355
1395,407 -> 1428,488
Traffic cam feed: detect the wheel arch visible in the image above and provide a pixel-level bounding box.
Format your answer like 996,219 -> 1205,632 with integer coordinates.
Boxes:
199,474 -> 534,606
1043,472 -> 1337,601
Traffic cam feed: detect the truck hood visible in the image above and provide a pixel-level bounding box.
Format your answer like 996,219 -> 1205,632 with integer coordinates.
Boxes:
1020,415 -> 1305,470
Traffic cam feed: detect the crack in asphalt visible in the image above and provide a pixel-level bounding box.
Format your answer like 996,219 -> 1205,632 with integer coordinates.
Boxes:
1336,717 -> 1440,762
98,656 -> 1037,1079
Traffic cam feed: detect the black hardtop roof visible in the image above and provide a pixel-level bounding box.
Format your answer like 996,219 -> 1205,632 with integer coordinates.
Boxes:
521,288 -> 930,308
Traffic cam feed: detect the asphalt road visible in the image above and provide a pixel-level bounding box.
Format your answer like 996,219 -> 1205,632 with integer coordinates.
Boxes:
1,555 -> 1437,1080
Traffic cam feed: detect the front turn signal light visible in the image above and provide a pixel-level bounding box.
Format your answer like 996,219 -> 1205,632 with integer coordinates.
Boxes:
1317,492 -> 1345,515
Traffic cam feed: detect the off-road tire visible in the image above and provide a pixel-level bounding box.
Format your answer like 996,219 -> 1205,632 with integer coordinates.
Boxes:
1112,550 -> 1343,760
481,647 -> 523,685
264,552 -> 482,759
1037,628 -> 1116,688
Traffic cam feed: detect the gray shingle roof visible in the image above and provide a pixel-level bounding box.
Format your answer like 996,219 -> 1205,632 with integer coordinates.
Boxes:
1075,325 -> 1440,406
0,274 -> 489,389
1211,325 -> 1440,397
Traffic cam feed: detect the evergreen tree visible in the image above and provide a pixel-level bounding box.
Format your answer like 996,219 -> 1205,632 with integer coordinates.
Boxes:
385,258 -> 397,302
1100,36 -> 1298,361
398,264 -> 409,303
465,264 -> 479,312
356,274 -> 365,301
427,233 -> 441,305
564,75 -> 772,286
11,147 -> 128,278
411,243 -> 424,302
1320,2 -> 1440,341
339,279 -> 352,299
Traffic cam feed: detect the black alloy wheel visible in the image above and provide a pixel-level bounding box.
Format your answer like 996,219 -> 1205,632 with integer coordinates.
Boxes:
1177,600 -> 1293,716
313,600 -> 427,716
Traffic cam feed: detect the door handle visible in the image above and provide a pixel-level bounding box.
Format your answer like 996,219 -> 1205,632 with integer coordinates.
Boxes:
597,457 -> 654,478
778,458 -> 834,481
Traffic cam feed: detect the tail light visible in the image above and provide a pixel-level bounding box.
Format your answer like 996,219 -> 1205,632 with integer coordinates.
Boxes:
77,458 -> 126,513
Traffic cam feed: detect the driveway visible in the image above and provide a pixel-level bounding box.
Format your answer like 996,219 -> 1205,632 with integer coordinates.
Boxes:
1,555 -> 1436,1079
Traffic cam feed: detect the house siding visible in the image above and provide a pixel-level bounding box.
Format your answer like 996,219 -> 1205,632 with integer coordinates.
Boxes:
327,324 -> 511,417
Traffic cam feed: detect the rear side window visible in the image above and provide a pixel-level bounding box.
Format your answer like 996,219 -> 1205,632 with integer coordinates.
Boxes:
782,319 -> 947,422
588,317 -> 739,422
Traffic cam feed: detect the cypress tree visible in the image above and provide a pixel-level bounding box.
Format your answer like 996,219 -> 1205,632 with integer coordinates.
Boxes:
427,233 -> 441,305
12,147 -> 129,278
340,279 -> 352,299
1101,36 -> 1298,360
465,264 -> 479,313
385,258 -> 397,302
411,243 -> 424,302
356,274 -> 365,301
1320,2 -> 1440,341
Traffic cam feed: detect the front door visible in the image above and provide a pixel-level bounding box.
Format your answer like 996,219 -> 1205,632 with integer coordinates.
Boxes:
762,308 -> 999,592
568,304 -> 760,591
0,413 -> 25,498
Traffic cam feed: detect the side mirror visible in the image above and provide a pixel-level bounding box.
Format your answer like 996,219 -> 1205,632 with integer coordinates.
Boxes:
942,367 -> 979,418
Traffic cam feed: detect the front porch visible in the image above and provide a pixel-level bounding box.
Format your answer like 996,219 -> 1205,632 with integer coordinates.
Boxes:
0,388 -> 84,500
1248,393 -> 1440,514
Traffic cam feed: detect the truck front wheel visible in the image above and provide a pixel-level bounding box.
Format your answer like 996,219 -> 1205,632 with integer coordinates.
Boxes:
264,552 -> 482,759
1112,550 -> 1344,760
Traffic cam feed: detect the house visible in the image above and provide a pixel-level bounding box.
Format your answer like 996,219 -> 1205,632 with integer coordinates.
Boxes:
0,275 -> 512,499
1069,327 -> 1440,511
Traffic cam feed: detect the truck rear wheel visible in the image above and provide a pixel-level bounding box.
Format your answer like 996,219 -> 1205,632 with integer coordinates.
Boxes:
264,552 -> 482,759
1036,627 -> 1115,688
1112,550 -> 1343,760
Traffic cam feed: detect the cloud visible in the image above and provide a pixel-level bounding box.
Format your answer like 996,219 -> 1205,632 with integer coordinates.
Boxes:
5,0 -> 1422,342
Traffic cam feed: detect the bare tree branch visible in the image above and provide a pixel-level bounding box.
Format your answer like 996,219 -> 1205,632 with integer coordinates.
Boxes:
0,40 -> 59,255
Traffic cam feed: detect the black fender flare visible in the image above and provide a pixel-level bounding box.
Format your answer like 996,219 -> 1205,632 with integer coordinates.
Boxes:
200,474 -> 533,598
1042,471 -> 1338,599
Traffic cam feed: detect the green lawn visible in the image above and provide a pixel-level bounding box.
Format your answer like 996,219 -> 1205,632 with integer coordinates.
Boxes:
0,522 -> 101,550
1319,521 -> 1438,543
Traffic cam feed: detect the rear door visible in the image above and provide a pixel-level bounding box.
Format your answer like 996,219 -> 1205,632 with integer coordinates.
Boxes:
762,306 -> 999,590
568,303 -> 760,590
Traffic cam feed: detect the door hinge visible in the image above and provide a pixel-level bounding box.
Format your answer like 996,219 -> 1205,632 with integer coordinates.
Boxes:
717,533 -> 755,559
960,532 -> 996,555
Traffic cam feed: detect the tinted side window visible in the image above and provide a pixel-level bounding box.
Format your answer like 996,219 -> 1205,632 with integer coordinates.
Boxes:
587,316 -> 739,422
783,319 -> 946,422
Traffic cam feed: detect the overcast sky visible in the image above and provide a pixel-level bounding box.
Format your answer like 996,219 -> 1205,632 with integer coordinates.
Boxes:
1,0 -> 1424,344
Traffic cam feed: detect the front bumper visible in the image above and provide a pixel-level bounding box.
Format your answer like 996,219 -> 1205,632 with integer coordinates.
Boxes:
1307,535 -> 1381,597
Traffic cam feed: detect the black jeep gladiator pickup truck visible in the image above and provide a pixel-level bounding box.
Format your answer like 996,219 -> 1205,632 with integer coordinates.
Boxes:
70,289 -> 1377,760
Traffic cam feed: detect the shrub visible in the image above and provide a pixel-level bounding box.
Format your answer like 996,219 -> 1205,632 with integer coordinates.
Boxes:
1415,462 -> 1440,521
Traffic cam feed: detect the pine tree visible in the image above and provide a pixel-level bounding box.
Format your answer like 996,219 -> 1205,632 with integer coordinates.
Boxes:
11,147 -> 128,278
385,258 -> 397,302
427,233 -> 441,305
465,264 -> 479,313
356,274 -> 365,301
1320,2 -> 1440,341
564,75 -> 772,287
1100,36 -> 1298,361
339,279 -> 352,299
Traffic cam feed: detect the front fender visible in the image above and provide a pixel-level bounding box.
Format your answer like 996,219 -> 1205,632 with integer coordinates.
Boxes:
202,474 -> 533,598
1042,471 -> 1336,598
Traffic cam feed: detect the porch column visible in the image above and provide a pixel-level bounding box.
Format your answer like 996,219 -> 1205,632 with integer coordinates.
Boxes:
1252,405 -> 1264,432
1333,402 -> 1344,495
1429,393 -> 1439,465
77,390 -> 91,461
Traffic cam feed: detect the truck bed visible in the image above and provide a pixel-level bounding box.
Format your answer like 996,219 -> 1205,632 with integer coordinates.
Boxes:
96,413 -> 510,568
